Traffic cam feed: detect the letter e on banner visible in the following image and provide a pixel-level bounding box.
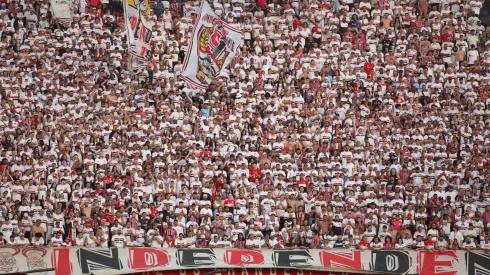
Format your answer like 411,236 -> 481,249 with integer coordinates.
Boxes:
319,251 -> 362,270
272,250 -> 312,268
224,250 -> 265,267
418,251 -> 458,275
51,248 -> 72,275
128,248 -> 170,270
176,249 -> 216,267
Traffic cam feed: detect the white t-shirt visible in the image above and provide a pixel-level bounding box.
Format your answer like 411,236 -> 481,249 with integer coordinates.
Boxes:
150,236 -> 164,247
51,236 -> 64,246
111,234 -> 126,248
32,237 -> 44,246
462,240 -> 476,248
480,241 -> 490,249
15,237 -> 30,245
175,238 -> 187,247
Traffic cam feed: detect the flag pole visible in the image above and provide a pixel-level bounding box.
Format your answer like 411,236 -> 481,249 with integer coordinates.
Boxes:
122,0 -> 133,78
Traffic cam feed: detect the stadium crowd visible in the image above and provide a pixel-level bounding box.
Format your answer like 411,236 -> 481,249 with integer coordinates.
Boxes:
0,0 -> 489,251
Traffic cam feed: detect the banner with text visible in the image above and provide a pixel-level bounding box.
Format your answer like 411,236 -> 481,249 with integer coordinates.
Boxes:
181,1 -> 242,88
50,0 -> 73,24
0,248 -> 488,275
119,270 -> 376,275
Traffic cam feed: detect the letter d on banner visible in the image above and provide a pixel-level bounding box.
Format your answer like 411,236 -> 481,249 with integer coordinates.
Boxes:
224,250 -> 265,267
128,248 -> 171,269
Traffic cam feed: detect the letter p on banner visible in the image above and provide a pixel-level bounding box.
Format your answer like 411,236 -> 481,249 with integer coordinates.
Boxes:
224,250 -> 265,267
128,248 -> 170,270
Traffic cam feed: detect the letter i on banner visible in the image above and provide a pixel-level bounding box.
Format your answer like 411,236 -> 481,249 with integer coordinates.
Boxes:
51,248 -> 72,275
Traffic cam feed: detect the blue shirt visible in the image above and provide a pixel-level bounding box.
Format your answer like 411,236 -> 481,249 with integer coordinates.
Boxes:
201,107 -> 210,118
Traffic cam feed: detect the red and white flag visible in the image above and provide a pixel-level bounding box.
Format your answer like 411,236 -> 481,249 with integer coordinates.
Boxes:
181,1 -> 243,88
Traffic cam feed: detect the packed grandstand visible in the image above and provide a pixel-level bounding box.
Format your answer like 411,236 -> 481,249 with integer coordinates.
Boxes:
0,0 -> 489,252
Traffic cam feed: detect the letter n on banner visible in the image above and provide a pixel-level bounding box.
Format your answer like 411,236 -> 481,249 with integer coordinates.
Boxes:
128,248 -> 171,270
466,251 -> 490,275
51,248 -> 72,275
77,248 -> 123,275
224,250 -> 265,267
370,251 -> 412,274
418,250 -> 459,275
319,251 -> 362,270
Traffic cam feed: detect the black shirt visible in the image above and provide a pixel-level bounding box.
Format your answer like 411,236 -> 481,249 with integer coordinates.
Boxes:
333,240 -> 345,248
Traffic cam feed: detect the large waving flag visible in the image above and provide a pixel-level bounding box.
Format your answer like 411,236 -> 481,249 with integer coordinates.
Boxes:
123,0 -> 153,68
50,0 -> 73,24
181,1 -> 243,88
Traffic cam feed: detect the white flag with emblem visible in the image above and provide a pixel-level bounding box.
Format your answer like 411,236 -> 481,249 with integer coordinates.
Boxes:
181,1 -> 243,88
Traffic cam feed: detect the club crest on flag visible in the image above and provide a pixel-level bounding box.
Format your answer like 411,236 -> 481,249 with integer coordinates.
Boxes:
196,21 -> 235,82
181,1 -> 243,88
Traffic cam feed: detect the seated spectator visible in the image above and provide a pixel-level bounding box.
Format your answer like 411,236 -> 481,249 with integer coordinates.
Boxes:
462,235 -> 477,250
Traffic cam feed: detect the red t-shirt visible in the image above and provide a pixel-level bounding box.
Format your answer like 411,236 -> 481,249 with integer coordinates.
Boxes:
150,208 -> 158,216
359,241 -> 370,248
442,33 -> 453,42
200,151 -> 212,157
424,240 -> 435,249
364,62 -> 374,75
384,242 -> 394,249
223,199 -> 236,207
249,167 -> 262,176
103,175 -> 114,182
258,0 -> 266,9
0,163 -> 9,171
392,220 -> 402,231
249,167 -> 262,182
213,180 -> 224,189
297,179 -> 309,187
482,212 -> 490,224
90,0 -> 100,7
293,19 -> 302,30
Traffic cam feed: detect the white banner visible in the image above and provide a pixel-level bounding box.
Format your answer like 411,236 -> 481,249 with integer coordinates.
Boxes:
123,0 -> 153,63
0,247 -> 487,275
50,0 -> 73,24
181,1 -> 242,88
